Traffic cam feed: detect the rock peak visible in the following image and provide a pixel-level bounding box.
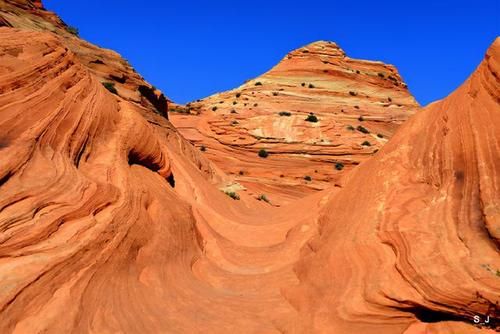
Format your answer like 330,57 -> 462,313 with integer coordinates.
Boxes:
170,38 -> 419,202
303,40 -> 342,49
288,40 -> 346,58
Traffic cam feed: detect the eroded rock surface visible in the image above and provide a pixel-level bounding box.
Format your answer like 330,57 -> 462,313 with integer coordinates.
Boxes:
288,38 -> 500,334
0,1 -> 498,334
171,41 -> 420,204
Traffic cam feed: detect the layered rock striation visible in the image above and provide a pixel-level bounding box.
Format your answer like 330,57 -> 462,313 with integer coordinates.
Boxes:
288,38 -> 500,334
0,1 -> 498,334
171,41 -> 420,203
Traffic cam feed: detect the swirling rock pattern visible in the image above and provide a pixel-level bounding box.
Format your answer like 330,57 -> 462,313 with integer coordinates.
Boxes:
0,1 -> 499,334
0,12 -> 314,334
170,41 -> 420,204
288,38 -> 500,333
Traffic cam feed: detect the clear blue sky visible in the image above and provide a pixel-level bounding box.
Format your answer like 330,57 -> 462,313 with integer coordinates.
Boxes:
44,0 -> 498,106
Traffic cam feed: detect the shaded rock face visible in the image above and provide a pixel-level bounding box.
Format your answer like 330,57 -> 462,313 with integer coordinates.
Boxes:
138,85 -> 169,119
0,2 -> 499,334
170,41 -> 420,204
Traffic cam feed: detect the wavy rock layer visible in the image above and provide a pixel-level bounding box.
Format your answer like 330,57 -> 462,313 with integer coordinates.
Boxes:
0,0 -> 170,117
288,38 -> 500,333
171,41 -> 420,204
0,25 -> 317,334
0,2 -> 499,334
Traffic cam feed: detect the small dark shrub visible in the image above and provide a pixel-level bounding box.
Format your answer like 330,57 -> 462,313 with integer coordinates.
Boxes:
67,26 -> 79,36
358,115 -> 364,121
273,92 -> 278,96
349,91 -> 357,96
346,125 -> 355,131
257,194 -> 270,203
335,162 -> 344,171
305,114 -> 318,122
224,191 -> 240,200
239,170 -> 244,176
378,72 -> 385,78
377,133 -> 384,138
233,101 -> 237,105
388,97 -> 392,102
308,84 -> 315,88
254,103 -> 258,107
212,106 -> 218,111
354,105 -> 360,109
200,145 -> 206,152
258,149 -> 269,158
279,111 -> 292,117
304,175 -> 312,181
357,125 -> 369,134
236,93 -> 241,98
301,83 -> 306,87
356,70 -> 360,74
361,141 -> 371,146
255,82 -> 262,86
231,109 -> 237,114
231,120 -> 239,126
102,82 -> 118,95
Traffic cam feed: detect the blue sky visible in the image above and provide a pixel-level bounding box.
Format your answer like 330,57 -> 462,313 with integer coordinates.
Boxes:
44,0 -> 499,106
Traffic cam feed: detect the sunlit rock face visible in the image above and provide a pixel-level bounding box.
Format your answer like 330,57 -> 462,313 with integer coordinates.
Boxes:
170,41 -> 420,204
0,1 -> 498,334
288,37 -> 500,334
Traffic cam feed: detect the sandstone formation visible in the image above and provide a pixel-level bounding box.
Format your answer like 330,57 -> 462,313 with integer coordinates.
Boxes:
0,1 -> 498,334
288,37 -> 500,333
170,41 -> 420,204
0,0 -> 171,117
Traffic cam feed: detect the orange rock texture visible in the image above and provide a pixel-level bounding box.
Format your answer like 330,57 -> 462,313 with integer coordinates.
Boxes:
288,38 -> 500,333
0,0 -> 170,118
170,41 -> 420,204
0,1 -> 499,333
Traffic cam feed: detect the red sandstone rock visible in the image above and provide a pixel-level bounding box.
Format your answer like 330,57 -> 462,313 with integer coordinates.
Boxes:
287,37 -> 500,334
0,2 -> 498,334
0,0 -> 172,117
32,0 -> 43,9
170,41 -> 420,204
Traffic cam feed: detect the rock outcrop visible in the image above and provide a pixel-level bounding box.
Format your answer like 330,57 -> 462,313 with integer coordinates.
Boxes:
288,38 -> 500,333
170,41 -> 420,204
0,1 -> 498,334
0,0 -> 171,117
